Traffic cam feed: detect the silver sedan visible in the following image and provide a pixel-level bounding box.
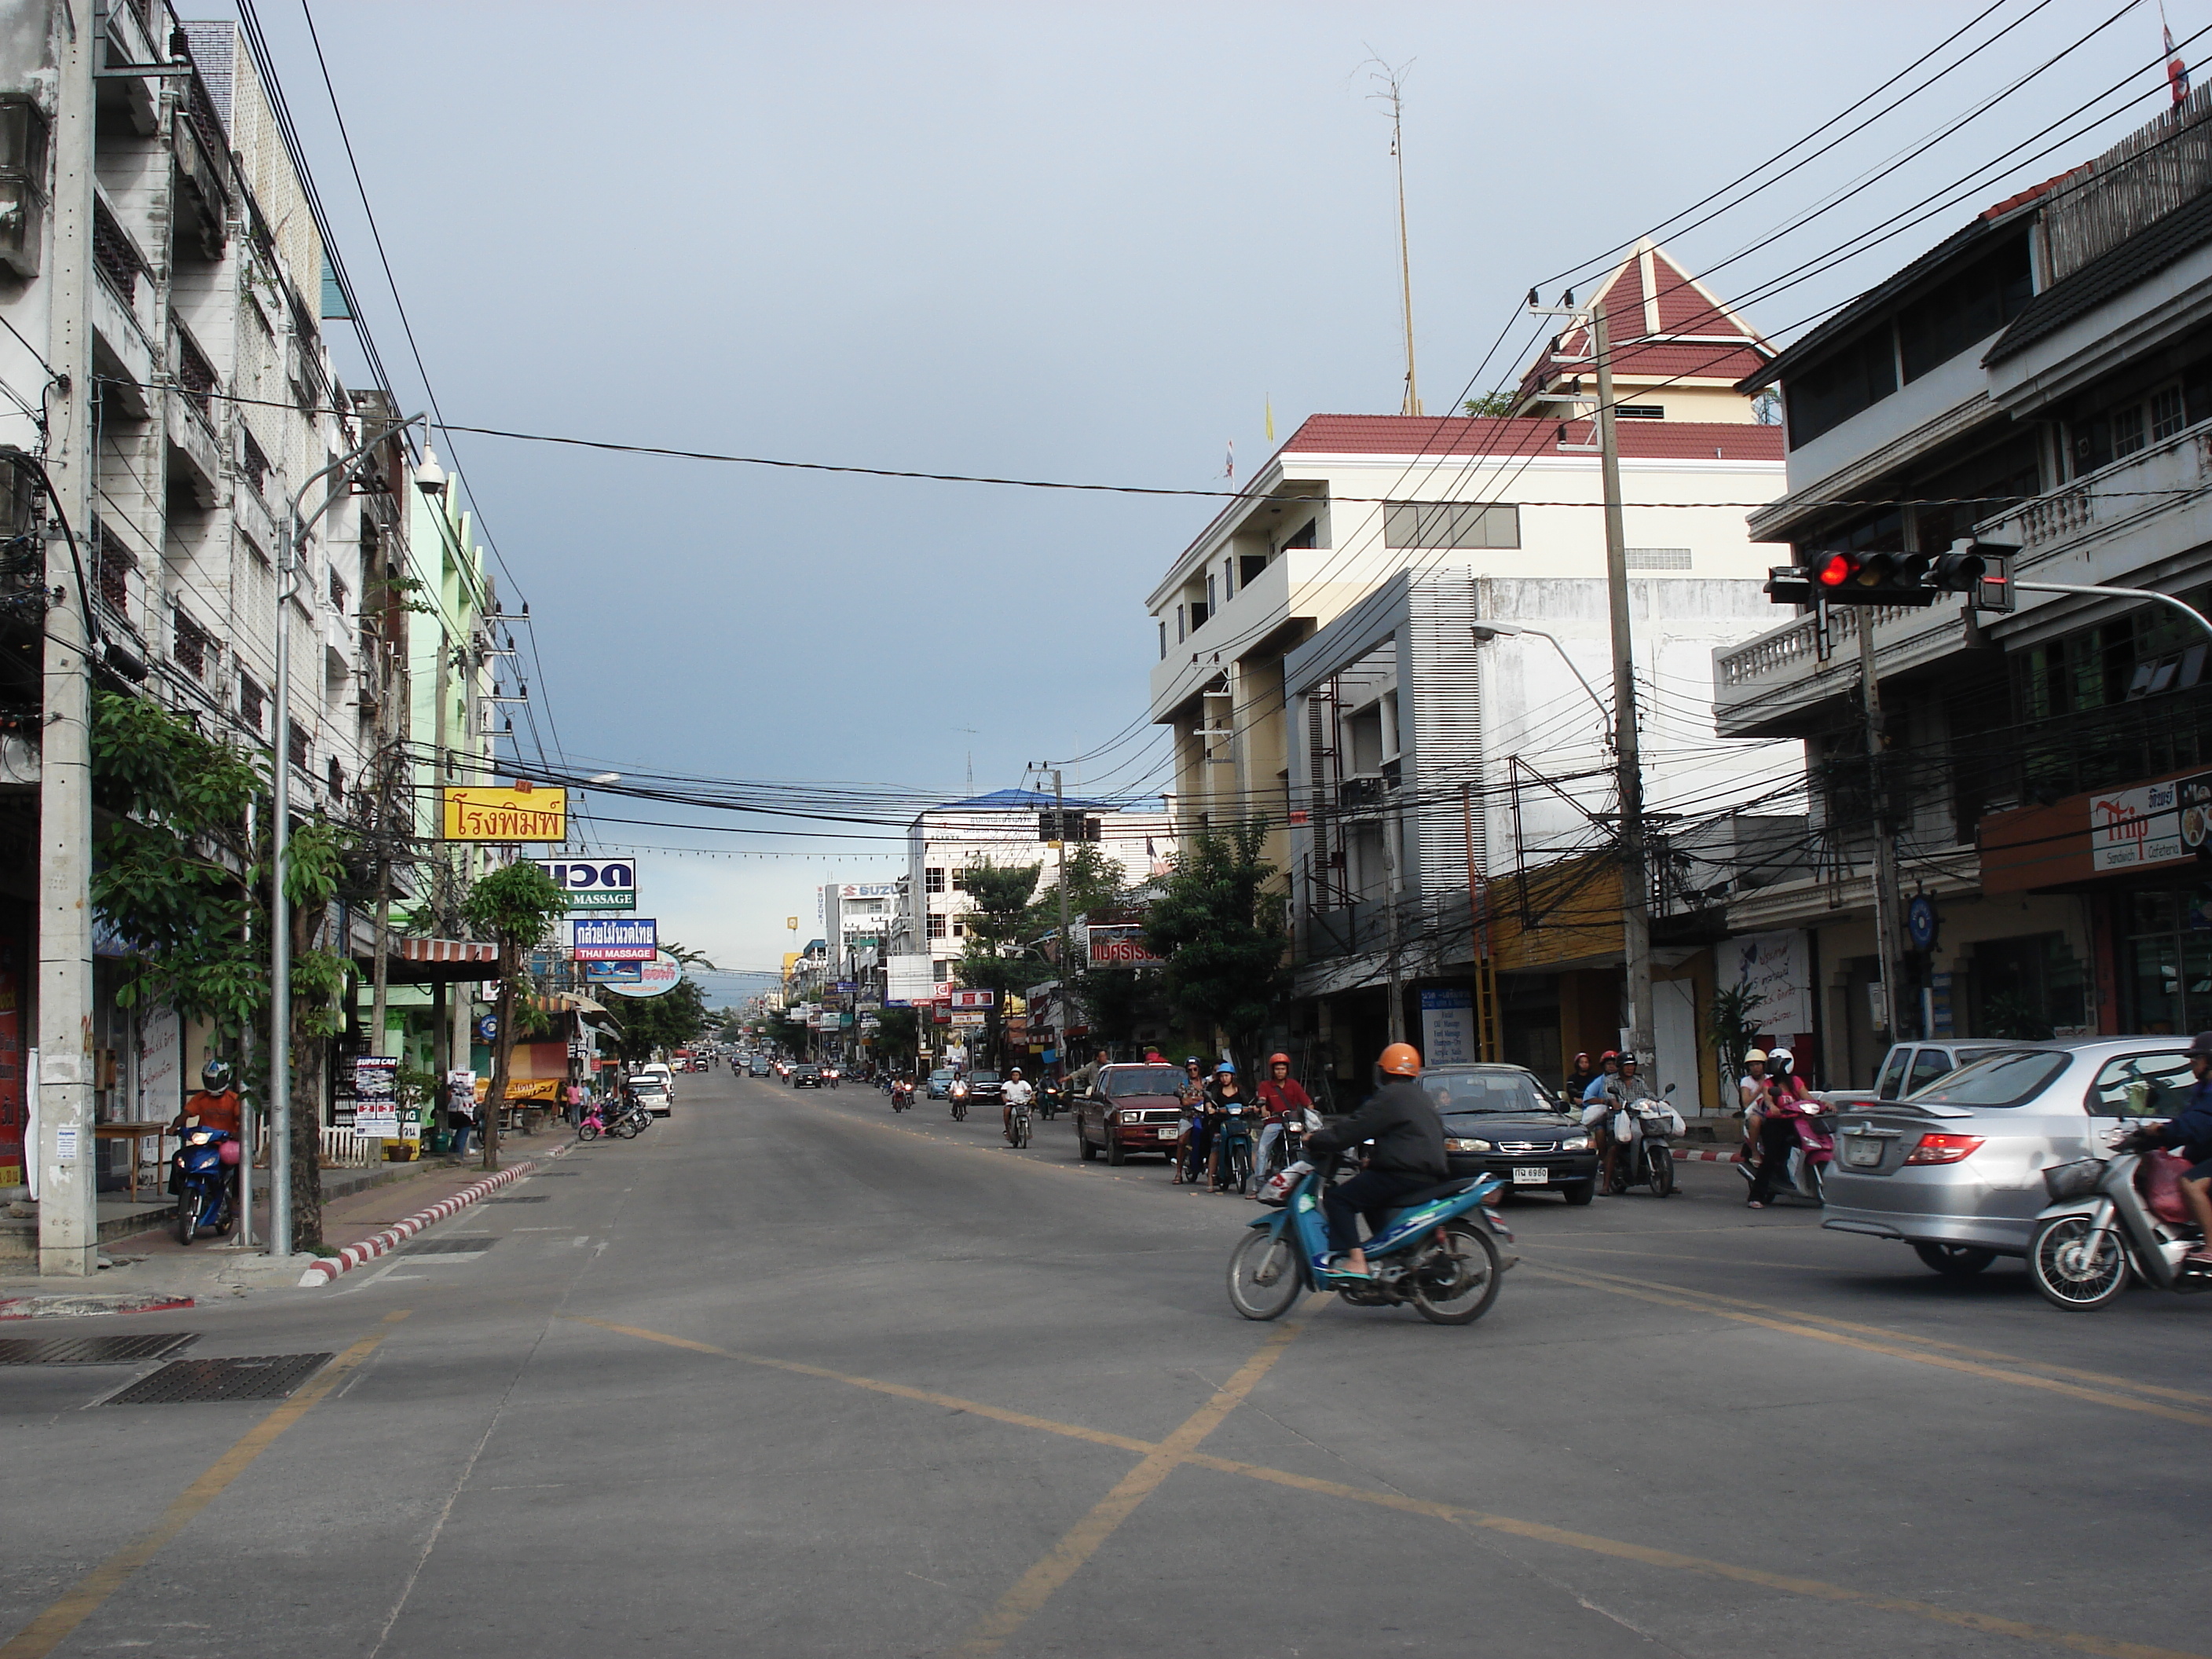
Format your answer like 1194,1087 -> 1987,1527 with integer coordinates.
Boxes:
1822,1037 -> 2192,1277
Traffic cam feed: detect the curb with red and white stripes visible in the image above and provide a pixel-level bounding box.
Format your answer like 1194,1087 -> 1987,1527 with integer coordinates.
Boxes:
298,1141 -> 573,1287
1672,1146 -> 1746,1164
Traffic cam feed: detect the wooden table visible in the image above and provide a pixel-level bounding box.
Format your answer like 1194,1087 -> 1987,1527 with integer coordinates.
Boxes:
93,1122 -> 172,1201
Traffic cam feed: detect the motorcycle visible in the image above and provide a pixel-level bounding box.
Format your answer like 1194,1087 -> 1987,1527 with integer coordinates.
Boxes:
1228,1155 -> 1516,1325
949,1081 -> 969,1122
1607,1084 -> 1683,1197
1005,1093 -> 1033,1148
170,1126 -> 238,1246
1036,1083 -> 1063,1122
2029,1128 -> 2212,1309
824,1067 -> 842,1090
891,1081 -> 913,1113
1735,1093 -> 1833,1203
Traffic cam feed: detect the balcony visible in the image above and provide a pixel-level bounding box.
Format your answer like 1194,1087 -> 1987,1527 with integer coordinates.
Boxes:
1714,598 -> 1968,739
163,386 -> 221,508
170,109 -> 227,259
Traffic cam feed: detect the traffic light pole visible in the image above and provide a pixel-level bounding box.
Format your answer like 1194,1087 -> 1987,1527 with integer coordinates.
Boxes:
1858,621 -> 1906,1044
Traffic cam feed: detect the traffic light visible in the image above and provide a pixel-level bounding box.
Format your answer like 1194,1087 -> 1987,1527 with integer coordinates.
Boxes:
1809,548 -> 1938,606
1764,541 -> 2016,610
1943,539 -> 2016,612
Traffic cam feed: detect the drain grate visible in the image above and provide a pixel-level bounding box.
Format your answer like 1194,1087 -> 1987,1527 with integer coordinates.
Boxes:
107,1353 -> 331,1404
0,1333 -> 198,1365
487,1195 -> 548,1204
402,1237 -> 494,1255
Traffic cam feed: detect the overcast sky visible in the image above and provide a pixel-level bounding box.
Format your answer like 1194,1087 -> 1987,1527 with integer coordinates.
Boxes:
236,1 -> 2188,991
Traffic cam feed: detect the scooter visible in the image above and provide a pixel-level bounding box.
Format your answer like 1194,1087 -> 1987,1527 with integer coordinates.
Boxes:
2029,1128 -> 2212,1309
948,1081 -> 969,1122
1227,1156 -> 1516,1326
170,1126 -> 237,1246
824,1067 -> 842,1090
891,1081 -> 913,1113
1734,1096 -> 1833,1203
1607,1084 -> 1683,1197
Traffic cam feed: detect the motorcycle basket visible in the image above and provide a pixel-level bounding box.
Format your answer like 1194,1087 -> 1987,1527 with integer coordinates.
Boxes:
2041,1158 -> 2105,1203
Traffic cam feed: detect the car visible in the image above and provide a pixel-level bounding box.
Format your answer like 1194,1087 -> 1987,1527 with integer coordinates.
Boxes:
749,1058 -> 771,1078
1426,1064 -> 1602,1204
636,1062 -> 676,1099
965,1070 -> 1003,1104
1866,1040 -> 2034,1102
1823,1037 -> 2192,1276
1072,1062 -> 1189,1164
789,1064 -> 824,1090
925,1068 -> 956,1100
632,1079 -> 672,1118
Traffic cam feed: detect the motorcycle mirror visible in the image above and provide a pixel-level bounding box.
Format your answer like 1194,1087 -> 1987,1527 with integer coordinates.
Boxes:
1664,1082 -> 1677,1096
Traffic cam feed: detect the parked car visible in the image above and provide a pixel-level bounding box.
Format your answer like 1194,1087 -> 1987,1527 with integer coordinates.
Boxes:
1072,1062 -> 1188,1164
1824,1037 -> 2192,1276
925,1068 -> 957,1100
1426,1064 -> 1601,1205
632,1079 -> 672,1118
789,1064 -> 824,1090
636,1062 -> 677,1100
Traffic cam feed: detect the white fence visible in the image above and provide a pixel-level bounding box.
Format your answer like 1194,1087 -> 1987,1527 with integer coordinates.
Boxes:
319,1126 -> 378,1169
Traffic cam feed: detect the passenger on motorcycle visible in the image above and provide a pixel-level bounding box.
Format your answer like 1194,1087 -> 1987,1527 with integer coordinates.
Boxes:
1302,1042 -> 1450,1278
1583,1053 -> 1657,1190
2146,1030 -> 2212,1264
1254,1054 -> 1314,1193
1745,1046 -> 1812,1209
1001,1068 -> 1034,1137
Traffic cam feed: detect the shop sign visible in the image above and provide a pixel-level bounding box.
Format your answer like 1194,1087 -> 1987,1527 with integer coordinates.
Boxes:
572,917 -> 657,961
603,951 -> 685,999
442,785 -> 567,842
950,1012 -> 987,1028
947,988 -> 994,1010
2091,778 -> 2186,872
355,1103 -> 400,1139
352,1056 -> 397,1101
1419,988 -> 1475,1067
840,882 -> 898,899
531,858 -> 637,911
583,961 -> 644,984
1086,924 -> 1165,968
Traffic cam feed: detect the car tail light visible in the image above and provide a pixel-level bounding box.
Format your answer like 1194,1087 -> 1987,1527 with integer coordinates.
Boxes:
1903,1133 -> 1984,1165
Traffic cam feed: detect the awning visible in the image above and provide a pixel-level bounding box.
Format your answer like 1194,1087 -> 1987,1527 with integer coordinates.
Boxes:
370,937 -> 500,986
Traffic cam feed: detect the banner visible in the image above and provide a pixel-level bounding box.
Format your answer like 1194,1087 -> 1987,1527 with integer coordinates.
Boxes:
602,950 -> 684,999
572,917 -> 657,961
1086,924 -> 1165,968
441,786 -> 567,842
1727,930 -> 1811,1038
886,954 -> 935,1006
1419,988 -> 1475,1068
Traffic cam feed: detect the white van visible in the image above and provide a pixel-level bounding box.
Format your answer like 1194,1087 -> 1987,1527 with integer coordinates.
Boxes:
635,1062 -> 676,1101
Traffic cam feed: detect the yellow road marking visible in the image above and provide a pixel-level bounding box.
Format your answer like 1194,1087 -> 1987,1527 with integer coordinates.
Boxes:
945,1309 -> 1313,1658
1531,1258 -> 2212,1408
569,1311 -> 2210,1659
1524,1263 -> 2212,1427
0,1310 -> 411,1659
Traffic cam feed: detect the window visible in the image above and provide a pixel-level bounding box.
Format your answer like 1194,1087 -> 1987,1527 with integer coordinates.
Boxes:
1382,501 -> 1520,550
2074,381 -> 2184,475
1909,1050 -> 2069,1109
1624,548 -> 1690,570
1896,236 -> 2033,383
1280,518 -> 1317,551
239,675 -> 265,732
240,428 -> 270,497
950,870 -> 967,892
2087,1051 -> 2193,1117
1222,557 -> 1234,599
1175,604 -> 1185,643
2152,384 -> 2188,441
1158,619 -> 1166,661
1238,553 -> 1268,586
1911,434 -> 2042,558
925,867 -> 945,893
92,526 -> 132,614
1207,574 -> 1217,613
1189,602 -> 1208,630
172,614 -> 211,681
1617,405 -> 1664,419
950,917 -> 965,937
1876,1050 -> 1910,1100
287,721 -> 309,771
1906,1049 -> 1955,1093
932,959 -> 950,980
1785,329 -> 1896,448
926,914 -> 946,939
329,570 -> 348,614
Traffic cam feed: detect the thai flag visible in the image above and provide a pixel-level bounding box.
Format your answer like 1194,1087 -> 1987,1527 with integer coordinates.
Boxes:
2170,24 -> 2190,106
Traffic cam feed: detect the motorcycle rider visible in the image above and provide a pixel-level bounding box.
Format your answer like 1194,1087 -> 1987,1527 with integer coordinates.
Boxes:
1254,1053 -> 1314,1192
1584,1053 -> 1657,1190
1001,1067 -> 1035,1139
1172,1057 -> 1209,1187
1746,1045 -> 1811,1208
170,1057 -> 243,1199
2146,1031 -> 2212,1263
1205,1063 -> 1254,1193
1302,1042 -> 1449,1278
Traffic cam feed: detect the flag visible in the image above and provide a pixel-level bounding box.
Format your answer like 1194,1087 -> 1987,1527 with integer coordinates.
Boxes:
1265,398 -> 1275,444
2170,21 -> 2191,104
1221,439 -> 1235,480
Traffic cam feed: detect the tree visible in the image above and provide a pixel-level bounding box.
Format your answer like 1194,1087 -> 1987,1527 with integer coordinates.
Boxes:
956,857 -> 1044,1066
91,690 -> 352,1247
607,978 -> 712,1062
870,1005 -> 919,1071
460,860 -> 569,1170
1463,390 -> 1517,417
1142,820 -> 1289,1075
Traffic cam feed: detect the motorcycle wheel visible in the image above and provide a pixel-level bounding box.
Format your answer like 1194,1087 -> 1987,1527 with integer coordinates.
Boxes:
1914,1242 -> 1997,1277
2030,1214 -> 2132,1310
577,1122 -> 600,1142
1016,1118 -> 1031,1149
1647,1144 -> 1675,1197
1226,1229 -> 1302,1320
1410,1220 -> 1502,1325
176,1192 -> 196,1247
617,1119 -> 641,1140
952,1102 -> 966,1121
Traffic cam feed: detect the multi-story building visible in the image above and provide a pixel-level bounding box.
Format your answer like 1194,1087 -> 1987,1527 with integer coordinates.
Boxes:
1716,85 -> 2212,1086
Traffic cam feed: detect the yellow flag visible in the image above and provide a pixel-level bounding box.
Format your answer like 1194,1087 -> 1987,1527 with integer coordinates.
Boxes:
1265,397 -> 1275,443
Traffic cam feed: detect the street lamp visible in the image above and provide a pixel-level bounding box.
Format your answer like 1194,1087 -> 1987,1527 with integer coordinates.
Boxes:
1470,623 -> 1613,742
267,414 -> 440,1257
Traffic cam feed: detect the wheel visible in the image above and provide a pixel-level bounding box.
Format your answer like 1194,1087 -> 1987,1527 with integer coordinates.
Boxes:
1080,1130 -> 1099,1162
1229,1140 -> 1254,1195
177,1192 -> 196,1247
577,1122 -> 599,1141
1016,1119 -> 1031,1149
1410,1220 -> 1503,1324
1107,1133 -> 1126,1166
1561,1177 -> 1595,1207
953,1102 -> 966,1121
1805,1161 -> 1826,1204
1226,1229 -> 1303,1320
1914,1242 -> 1998,1278
1606,1160 -> 1630,1195
2030,1215 -> 2132,1310
1647,1145 -> 1675,1197
616,1119 -> 640,1139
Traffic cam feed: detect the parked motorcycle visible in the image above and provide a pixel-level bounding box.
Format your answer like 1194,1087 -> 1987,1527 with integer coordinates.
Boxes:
171,1126 -> 237,1246
1228,1155 -> 1516,1325
1735,1095 -> 1834,1203
1607,1085 -> 1684,1196
2030,1129 -> 2212,1309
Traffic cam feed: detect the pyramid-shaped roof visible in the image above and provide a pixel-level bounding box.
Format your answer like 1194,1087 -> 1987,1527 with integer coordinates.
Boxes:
1513,239 -> 1772,409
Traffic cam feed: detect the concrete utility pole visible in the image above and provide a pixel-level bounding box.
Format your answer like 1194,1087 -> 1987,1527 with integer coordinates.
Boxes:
38,2 -> 96,1276
1051,768 -> 1071,1059
1380,793 -> 1407,1046
1589,303 -> 1654,1070
1859,621 -> 1905,1043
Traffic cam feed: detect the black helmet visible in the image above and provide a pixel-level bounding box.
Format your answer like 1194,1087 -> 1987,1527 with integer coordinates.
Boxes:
2190,1031 -> 2212,1060
201,1057 -> 233,1093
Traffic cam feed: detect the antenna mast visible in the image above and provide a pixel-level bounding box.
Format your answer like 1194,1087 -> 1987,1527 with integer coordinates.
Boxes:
1372,60 -> 1421,416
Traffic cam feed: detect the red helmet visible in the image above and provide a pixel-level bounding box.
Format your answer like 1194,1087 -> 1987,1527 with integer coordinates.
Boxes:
1267,1053 -> 1291,1067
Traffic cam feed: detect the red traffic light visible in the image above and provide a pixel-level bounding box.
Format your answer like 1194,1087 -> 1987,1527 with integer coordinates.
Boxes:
1816,552 -> 1855,588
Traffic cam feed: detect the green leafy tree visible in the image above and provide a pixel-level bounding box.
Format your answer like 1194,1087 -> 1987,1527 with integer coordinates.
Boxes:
1463,390 -> 1517,417
956,857 -> 1045,1065
1142,820 -> 1289,1074
460,861 -> 569,1170
90,690 -> 352,1246
608,978 -> 712,1062
870,1005 -> 919,1072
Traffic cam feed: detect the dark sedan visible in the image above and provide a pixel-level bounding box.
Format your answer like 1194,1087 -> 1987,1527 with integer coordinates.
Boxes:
1426,1064 -> 1598,1205
1073,1063 -> 1189,1164
789,1064 -> 824,1090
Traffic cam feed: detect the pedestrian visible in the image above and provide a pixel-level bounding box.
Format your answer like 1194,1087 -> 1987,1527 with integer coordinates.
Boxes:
446,1079 -> 476,1159
1254,1053 -> 1314,1193
1564,1050 -> 1596,1101
562,1081 -> 584,1126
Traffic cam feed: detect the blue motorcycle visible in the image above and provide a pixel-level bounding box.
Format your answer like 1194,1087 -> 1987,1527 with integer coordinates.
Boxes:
171,1126 -> 237,1246
1228,1159 -> 1514,1324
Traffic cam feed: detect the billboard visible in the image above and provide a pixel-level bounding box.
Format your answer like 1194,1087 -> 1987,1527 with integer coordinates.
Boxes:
532,858 -> 637,911
840,882 -> 899,899
947,988 -> 994,1010
442,785 -> 567,842
602,950 -> 684,999
582,961 -> 644,984
885,954 -> 935,1006
572,917 -> 657,961
1086,924 -> 1165,968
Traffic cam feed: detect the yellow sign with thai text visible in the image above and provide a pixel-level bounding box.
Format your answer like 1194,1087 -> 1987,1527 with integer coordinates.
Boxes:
441,785 -> 568,842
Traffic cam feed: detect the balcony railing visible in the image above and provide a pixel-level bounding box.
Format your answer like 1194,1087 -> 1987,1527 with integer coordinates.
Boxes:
1717,599 -> 1930,687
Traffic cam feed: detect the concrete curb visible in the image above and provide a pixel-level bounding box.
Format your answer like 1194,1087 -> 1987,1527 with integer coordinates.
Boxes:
1672,1147 -> 1746,1164
298,1141 -> 573,1287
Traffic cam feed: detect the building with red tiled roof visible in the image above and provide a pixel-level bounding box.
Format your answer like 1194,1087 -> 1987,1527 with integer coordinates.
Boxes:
1511,238 -> 1774,424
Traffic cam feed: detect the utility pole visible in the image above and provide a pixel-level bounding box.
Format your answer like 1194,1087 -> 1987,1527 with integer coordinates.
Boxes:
1859,621 -> 1904,1042
1051,767 -> 1071,1063
1376,62 -> 1421,417
1380,793 -> 1406,1046
37,2 -> 95,1276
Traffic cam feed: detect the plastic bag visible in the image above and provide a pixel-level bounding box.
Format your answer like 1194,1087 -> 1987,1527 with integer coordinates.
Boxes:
2140,1148 -> 2193,1226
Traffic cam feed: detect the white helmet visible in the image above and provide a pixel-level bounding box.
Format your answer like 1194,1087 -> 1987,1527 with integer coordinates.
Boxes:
1767,1046 -> 1794,1074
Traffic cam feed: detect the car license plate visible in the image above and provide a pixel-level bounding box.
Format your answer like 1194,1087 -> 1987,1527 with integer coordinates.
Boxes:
1156,1126 -> 1179,1140
1511,1166 -> 1549,1184
1844,1137 -> 1883,1167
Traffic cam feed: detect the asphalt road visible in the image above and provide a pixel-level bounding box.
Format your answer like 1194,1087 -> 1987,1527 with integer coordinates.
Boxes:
4,1066 -> 2208,1659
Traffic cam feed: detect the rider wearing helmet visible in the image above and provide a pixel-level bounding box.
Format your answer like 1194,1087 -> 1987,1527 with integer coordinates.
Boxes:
174,1056 -> 241,1138
1172,1057 -> 1210,1186
1000,1066 -> 1034,1137
2147,1031 -> 2212,1263
1746,1045 -> 1811,1209
1204,1063 -> 1253,1193
1302,1043 -> 1449,1278
1254,1053 -> 1314,1194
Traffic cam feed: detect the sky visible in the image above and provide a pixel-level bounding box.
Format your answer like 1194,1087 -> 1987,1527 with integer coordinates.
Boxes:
229,0 -> 2195,993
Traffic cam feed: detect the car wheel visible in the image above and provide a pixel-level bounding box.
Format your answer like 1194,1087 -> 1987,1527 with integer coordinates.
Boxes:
1106,1134 -> 1126,1166
1079,1129 -> 1099,1162
1914,1242 -> 1998,1278
1561,1178 -> 1595,1207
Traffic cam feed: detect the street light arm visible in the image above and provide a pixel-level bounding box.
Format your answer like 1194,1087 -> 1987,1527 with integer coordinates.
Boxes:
1474,624 -> 1613,733
284,413 -> 427,565
2010,580 -> 2212,646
